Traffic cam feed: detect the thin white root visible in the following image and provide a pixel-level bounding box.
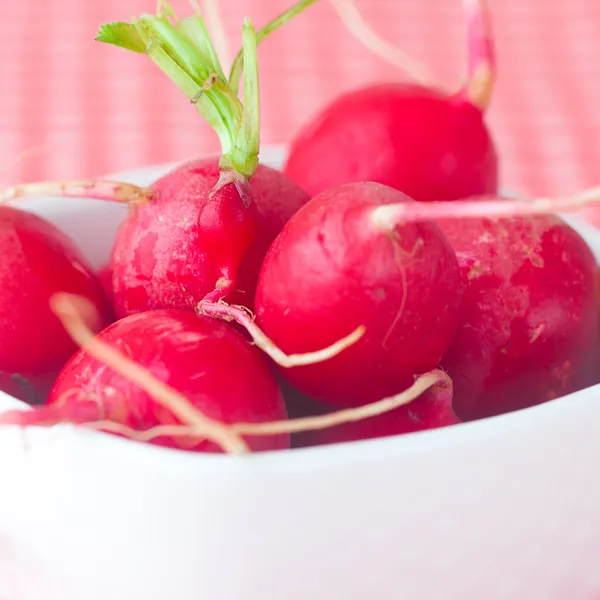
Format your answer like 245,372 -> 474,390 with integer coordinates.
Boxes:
329,0 -> 439,88
245,320 -> 366,368
50,293 -> 249,455
109,370 -> 449,443
199,300 -> 366,367
0,179 -> 151,204
233,369 -> 447,435
370,186 -> 600,231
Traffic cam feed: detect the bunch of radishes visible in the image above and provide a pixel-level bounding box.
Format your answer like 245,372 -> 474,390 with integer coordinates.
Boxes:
0,0 -> 599,455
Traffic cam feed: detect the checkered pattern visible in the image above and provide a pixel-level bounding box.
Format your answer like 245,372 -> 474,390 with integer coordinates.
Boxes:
2,0 -> 600,223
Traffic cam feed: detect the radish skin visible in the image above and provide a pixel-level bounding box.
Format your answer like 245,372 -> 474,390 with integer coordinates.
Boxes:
110,159 -> 309,316
438,215 -> 599,420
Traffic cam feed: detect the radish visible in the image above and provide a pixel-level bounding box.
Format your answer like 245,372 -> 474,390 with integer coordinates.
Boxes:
0,206 -> 110,402
44,298 -> 289,453
283,0 -> 498,202
0,3 -> 309,317
292,375 -> 459,448
204,181 -> 464,407
108,158 -> 309,316
437,214 -> 599,421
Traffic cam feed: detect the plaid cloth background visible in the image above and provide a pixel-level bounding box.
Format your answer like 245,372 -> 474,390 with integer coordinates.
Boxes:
2,0 -> 600,223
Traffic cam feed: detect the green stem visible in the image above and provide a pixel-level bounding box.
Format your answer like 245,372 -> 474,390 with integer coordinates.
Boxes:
96,2 -> 260,179
228,0 -> 320,95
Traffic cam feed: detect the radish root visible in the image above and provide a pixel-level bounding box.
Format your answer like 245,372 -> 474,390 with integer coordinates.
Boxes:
234,369 -> 450,435
49,293 -> 249,455
0,180 -> 152,205
198,299 -> 366,367
82,369 -> 450,441
330,0 -> 439,88
370,186 -> 600,231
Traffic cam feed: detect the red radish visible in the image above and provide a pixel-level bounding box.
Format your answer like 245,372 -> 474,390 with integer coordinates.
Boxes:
283,0 -> 498,202
293,375 -> 459,448
43,307 -> 290,453
437,214 -> 599,421
109,158 -> 309,317
205,182 -> 463,408
0,206 -> 110,400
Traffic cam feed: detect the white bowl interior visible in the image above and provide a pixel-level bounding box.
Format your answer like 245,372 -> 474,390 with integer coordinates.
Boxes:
0,145 -> 600,599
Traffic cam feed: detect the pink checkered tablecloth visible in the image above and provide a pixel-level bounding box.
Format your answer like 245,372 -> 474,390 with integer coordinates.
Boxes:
2,1 -> 600,222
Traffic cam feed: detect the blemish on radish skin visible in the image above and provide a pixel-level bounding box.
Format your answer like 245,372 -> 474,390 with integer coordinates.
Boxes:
408,410 -> 422,424
500,341 -> 511,355
529,324 -> 545,344
372,288 -> 386,301
174,332 -> 209,346
188,371 -> 207,381
478,230 -> 495,244
467,260 -> 488,280
529,253 -> 544,268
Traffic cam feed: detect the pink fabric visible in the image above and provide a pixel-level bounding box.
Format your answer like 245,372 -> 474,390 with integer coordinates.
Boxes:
1,1 -> 600,221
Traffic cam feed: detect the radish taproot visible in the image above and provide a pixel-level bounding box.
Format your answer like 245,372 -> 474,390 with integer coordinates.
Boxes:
0,206 -> 110,402
43,303 -> 290,453
292,374 -> 459,448
204,181 -> 463,407
437,214 -> 599,421
283,0 -> 498,202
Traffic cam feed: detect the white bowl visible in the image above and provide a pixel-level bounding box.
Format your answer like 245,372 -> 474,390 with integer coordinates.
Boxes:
1,147 -> 600,600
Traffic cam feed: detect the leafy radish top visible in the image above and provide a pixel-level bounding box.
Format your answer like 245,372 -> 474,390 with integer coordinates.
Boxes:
96,1 -> 260,180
